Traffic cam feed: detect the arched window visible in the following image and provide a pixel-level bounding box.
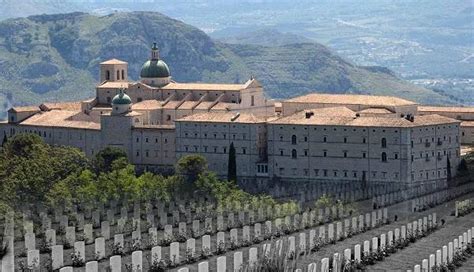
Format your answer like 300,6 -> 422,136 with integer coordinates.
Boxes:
122,69 -> 125,80
106,70 -> 110,80
292,149 -> 297,159
117,70 -> 120,80
381,152 -> 387,162
291,135 -> 297,145
381,138 -> 387,148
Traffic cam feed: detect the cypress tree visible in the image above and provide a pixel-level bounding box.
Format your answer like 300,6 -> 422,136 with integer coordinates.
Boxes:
1,133 -> 7,147
228,142 -> 237,182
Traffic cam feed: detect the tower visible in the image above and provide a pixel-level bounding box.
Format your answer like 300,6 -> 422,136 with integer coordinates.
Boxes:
99,59 -> 128,83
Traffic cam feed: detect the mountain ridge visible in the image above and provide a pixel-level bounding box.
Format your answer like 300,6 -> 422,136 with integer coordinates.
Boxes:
0,11 -> 459,118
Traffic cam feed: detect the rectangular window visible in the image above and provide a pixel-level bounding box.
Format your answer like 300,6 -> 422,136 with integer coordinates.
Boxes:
242,148 -> 247,154
251,95 -> 255,106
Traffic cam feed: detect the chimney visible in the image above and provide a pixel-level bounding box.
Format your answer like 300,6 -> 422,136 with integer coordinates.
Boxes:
231,112 -> 240,122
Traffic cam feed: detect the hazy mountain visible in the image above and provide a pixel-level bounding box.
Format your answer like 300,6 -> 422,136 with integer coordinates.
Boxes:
0,11 -> 460,118
215,28 -> 313,46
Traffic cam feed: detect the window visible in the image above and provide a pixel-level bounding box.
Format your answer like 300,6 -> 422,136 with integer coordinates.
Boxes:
323,136 -> 327,142
223,147 -> 227,153
344,137 -> 347,143
251,95 -> 255,106
344,151 -> 347,158
107,97 -> 111,103
136,151 -> 139,157
363,152 -> 366,158
304,149 -> 308,156
291,149 -> 297,159
145,137 -> 149,143
323,169 -> 328,177
363,138 -> 366,143
280,149 -> 284,156
323,151 -> 327,157
136,137 -> 139,143
314,169 -> 319,176
292,135 -> 297,145
106,70 -> 110,80
304,136 -> 308,142
381,152 -> 387,162
117,70 -> 120,80
394,153 -> 398,160
381,138 -> 387,148
145,150 -> 149,157
242,148 -> 246,154
166,115 -> 171,121
121,70 -> 125,79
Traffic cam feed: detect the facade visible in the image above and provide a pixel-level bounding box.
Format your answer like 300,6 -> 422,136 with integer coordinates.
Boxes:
177,105 -> 461,191
0,43 -> 464,193
418,106 -> 474,145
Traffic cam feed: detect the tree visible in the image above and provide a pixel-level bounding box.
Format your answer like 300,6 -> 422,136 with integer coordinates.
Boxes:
3,133 -> 44,157
176,155 -> 208,183
1,133 -> 7,147
94,146 -> 128,173
228,142 -> 237,182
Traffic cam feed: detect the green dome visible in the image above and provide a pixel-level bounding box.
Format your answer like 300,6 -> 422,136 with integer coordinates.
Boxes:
111,91 -> 132,105
140,59 -> 170,78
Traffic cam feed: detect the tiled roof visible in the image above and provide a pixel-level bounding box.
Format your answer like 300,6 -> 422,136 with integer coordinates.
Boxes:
162,100 -> 181,109
19,110 -> 100,130
461,121 -> 474,127
178,101 -> 198,110
270,111 -> 459,128
8,106 -> 40,113
194,101 -> 215,110
284,93 -> 417,106
177,112 -> 267,124
162,82 -> 246,91
358,108 -> 394,114
309,106 -> 356,117
211,102 -> 233,111
97,81 -> 130,89
100,58 -> 127,65
418,106 -> 474,113
132,100 -> 162,110
40,102 -> 82,111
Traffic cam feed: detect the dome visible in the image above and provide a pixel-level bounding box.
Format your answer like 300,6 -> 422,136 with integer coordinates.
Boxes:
111,90 -> 132,105
140,59 -> 170,78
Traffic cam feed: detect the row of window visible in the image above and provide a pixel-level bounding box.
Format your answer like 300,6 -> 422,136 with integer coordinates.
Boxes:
9,128 -> 89,141
183,132 -> 249,140
136,137 -> 169,144
136,150 -> 169,158
105,69 -> 125,81
183,146 -> 247,154
281,149 -> 398,161
277,168 -> 399,179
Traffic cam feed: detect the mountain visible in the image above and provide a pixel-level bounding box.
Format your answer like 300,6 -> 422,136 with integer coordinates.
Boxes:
215,28 -> 313,46
0,11 -> 459,118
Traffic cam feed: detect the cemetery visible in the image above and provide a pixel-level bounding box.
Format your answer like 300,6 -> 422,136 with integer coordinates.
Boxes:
1,133 -> 474,271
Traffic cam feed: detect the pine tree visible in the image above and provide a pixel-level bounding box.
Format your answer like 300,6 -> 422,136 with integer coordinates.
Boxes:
228,142 -> 237,182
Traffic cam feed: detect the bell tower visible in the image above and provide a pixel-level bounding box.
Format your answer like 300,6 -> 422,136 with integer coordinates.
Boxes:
99,59 -> 128,83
